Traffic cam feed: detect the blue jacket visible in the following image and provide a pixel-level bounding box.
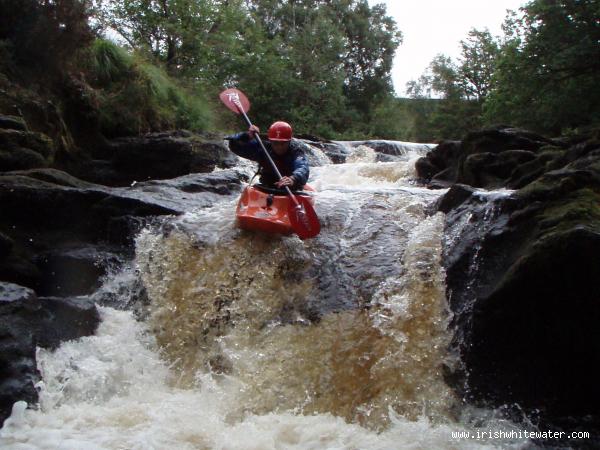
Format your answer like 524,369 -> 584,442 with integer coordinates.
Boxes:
226,132 -> 310,189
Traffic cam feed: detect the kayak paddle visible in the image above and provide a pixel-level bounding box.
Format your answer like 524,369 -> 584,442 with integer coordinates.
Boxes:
219,88 -> 320,240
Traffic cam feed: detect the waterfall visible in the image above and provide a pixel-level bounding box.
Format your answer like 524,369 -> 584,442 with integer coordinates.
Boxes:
0,145 -> 528,449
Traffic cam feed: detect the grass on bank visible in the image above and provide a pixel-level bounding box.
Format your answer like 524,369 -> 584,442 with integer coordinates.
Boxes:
88,39 -> 212,137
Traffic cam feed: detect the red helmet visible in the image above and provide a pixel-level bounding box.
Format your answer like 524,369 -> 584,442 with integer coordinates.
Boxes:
268,121 -> 292,141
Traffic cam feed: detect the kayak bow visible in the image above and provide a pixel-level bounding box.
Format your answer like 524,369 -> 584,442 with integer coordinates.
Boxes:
236,184 -> 316,236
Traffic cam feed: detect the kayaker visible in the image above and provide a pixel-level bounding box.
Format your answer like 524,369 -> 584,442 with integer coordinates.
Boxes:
226,121 -> 309,191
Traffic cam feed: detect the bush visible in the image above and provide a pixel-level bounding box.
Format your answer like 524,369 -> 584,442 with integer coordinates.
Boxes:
90,39 -> 133,85
87,41 -> 211,137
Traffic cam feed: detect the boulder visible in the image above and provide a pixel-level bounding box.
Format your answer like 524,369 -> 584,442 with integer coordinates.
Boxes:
460,150 -> 537,188
415,140 -> 462,182
0,282 -> 37,304
0,231 -> 13,259
34,246 -> 122,297
461,126 -> 556,155
0,168 -> 244,291
0,128 -> 54,171
467,225 -> 600,417
300,139 -> 349,164
0,115 -> 27,131
0,282 -> 100,426
33,295 -> 100,350
434,184 -> 476,214
415,126 -> 566,189
0,283 -> 39,429
439,150 -> 600,430
98,130 -> 239,186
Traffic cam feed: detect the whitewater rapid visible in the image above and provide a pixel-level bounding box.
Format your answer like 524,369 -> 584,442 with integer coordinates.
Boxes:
0,144 -> 529,449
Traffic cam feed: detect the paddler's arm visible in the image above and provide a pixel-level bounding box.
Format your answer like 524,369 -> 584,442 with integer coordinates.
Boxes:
225,126 -> 262,162
290,152 -> 309,187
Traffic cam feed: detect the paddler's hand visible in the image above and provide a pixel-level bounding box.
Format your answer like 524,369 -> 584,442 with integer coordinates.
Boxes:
248,125 -> 260,140
275,176 -> 295,188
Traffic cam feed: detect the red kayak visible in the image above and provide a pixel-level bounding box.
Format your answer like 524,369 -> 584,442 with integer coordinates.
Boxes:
236,184 -> 316,236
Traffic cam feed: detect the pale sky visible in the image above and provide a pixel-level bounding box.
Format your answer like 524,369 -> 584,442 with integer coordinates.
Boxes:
371,0 -> 528,96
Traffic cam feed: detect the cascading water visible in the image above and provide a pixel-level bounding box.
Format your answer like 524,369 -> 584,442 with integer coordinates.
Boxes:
0,143 -> 529,449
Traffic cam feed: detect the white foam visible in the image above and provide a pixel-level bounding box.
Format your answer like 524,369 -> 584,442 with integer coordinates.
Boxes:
0,309 -> 526,450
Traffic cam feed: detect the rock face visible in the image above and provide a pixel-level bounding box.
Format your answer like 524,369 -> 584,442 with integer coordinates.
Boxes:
0,282 -> 100,426
0,167 -> 244,291
416,126 -> 569,189
0,118 -> 55,171
434,126 -> 600,434
0,164 -> 245,426
84,130 -> 239,186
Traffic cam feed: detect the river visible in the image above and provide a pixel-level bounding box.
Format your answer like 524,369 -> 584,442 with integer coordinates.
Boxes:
0,143 -> 529,449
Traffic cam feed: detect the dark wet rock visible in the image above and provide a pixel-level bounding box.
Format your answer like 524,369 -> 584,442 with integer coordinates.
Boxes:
415,140 -> 463,182
319,142 -> 349,164
0,304 -> 39,428
0,145 -> 47,171
35,246 -> 122,297
0,173 -> 177,244
462,126 -> 556,155
87,130 -> 239,186
300,139 -> 349,164
0,253 -> 42,292
440,155 -> 600,430
123,169 -> 245,213
505,147 -> 566,189
0,282 -> 100,426
8,167 -> 98,188
0,115 -> 27,131
434,184 -> 476,214
105,215 -> 152,248
460,150 -> 537,189
0,168 -> 243,292
0,282 -> 36,304
415,156 -> 441,180
33,296 -> 100,350
0,231 -> 13,259
467,225 -> 600,416
0,128 -> 54,171
416,127 -> 567,189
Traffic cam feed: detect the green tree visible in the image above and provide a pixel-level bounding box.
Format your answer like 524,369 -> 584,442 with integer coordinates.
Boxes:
1,0 -> 94,76
334,0 -> 402,116
457,29 -> 500,101
241,0 -> 401,137
405,28 -> 501,139
484,0 -> 600,133
91,0 -> 403,138
93,0 -> 245,78
405,54 -> 482,140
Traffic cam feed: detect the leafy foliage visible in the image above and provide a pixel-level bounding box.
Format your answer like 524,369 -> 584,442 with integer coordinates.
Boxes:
4,0 -> 597,143
87,40 -> 211,136
0,0 -> 95,76
93,0 -> 402,138
406,47 -> 490,140
409,0 -> 600,138
484,0 -> 600,134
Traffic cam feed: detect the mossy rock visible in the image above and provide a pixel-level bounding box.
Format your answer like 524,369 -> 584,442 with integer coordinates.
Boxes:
0,128 -> 54,171
0,115 -> 27,131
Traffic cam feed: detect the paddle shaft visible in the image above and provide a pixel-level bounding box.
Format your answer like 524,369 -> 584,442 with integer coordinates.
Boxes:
234,104 -> 300,208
